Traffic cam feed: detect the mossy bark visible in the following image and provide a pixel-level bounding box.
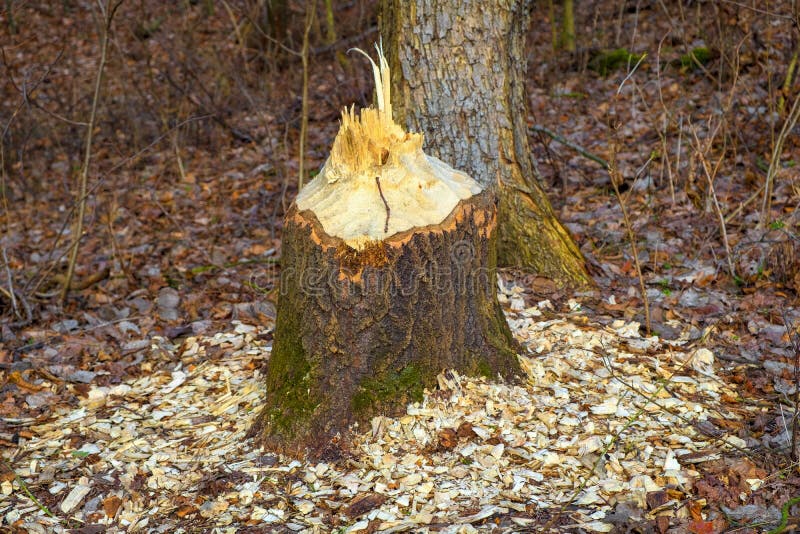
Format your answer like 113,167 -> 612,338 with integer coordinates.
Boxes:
380,0 -> 593,289
250,191 -> 520,457
561,0 -> 576,52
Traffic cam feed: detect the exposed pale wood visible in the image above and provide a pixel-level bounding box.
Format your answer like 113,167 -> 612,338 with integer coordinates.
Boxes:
297,46 -> 481,249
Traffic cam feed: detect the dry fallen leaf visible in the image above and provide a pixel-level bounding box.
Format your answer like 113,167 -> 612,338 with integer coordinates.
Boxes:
438,428 -> 458,449
457,421 -> 476,438
343,493 -> 387,519
175,505 -> 199,518
102,495 -> 122,518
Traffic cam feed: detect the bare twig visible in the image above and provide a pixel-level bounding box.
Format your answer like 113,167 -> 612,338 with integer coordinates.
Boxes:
1,48 -> 87,127
785,312 -> 800,461
762,92 -> 800,227
0,45 -> 87,125
605,51 -> 651,334
173,130 -> 187,182
150,193 -> 215,266
616,52 -> 647,95
718,0 -> 797,20
0,148 -> 8,232
675,115 -> 683,201
654,32 -> 677,205
529,125 -> 609,169
61,0 -> 122,304
311,26 -> 379,55
0,286 -> 32,329
0,48 -> 69,140
725,183 -> 765,225
220,0 -> 250,72
608,144 -> 651,335
297,0 -> 315,191
704,157 -> 737,279
1,247 -> 17,318
1,457 -> 56,519
778,46 -> 798,116
161,68 -> 254,143
689,123 -> 736,279
240,8 -> 302,57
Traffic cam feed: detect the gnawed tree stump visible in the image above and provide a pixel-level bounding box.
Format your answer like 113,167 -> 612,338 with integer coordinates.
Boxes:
250,46 -> 520,456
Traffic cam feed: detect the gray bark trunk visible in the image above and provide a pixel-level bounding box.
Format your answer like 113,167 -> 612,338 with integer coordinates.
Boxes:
380,0 -> 592,288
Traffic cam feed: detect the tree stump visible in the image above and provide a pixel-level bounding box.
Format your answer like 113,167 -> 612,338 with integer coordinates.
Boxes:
249,46 -> 521,456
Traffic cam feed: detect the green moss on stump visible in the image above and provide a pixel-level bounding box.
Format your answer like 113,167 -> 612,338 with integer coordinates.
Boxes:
255,269 -> 317,440
475,358 -> 494,378
352,364 -> 425,417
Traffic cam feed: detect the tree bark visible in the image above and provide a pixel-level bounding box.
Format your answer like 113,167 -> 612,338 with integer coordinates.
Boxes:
380,0 -> 592,289
561,0 -> 577,52
249,191 -> 520,457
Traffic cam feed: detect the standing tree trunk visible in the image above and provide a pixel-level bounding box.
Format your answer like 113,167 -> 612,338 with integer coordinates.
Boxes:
380,0 -> 592,288
561,0 -> 577,52
250,50 -> 520,456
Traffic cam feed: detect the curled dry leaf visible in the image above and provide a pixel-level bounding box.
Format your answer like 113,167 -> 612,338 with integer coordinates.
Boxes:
438,428 -> 458,449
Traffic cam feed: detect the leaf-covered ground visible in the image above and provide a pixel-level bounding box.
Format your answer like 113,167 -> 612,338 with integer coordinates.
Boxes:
2,1 -> 799,532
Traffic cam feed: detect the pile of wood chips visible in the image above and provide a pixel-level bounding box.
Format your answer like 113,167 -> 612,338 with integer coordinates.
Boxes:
3,282 -> 759,533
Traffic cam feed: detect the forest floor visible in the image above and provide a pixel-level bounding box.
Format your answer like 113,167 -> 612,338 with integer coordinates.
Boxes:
1,1 -> 800,533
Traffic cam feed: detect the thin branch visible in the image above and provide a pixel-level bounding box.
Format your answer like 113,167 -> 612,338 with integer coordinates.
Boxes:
654,31 -> 677,205
718,0 -> 797,20
786,312 -> 800,462
0,285 -> 32,328
529,125 -> 609,169
1,247 -> 17,317
704,158 -> 737,279
297,1 -> 315,191
1,49 -> 87,127
724,183 -> 765,225
239,8 -> 302,57
1,48 -> 69,139
312,26 -> 378,55
61,0 -> 121,304
1,457 -> 56,519
616,52 -> 647,95
762,91 -> 800,227
609,144 -> 651,335
688,123 -> 736,279
161,69 -> 254,143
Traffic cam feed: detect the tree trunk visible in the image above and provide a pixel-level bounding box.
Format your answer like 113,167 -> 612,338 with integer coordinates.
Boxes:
561,0 -> 577,52
247,0 -> 288,54
380,0 -> 592,289
250,191 -> 520,456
